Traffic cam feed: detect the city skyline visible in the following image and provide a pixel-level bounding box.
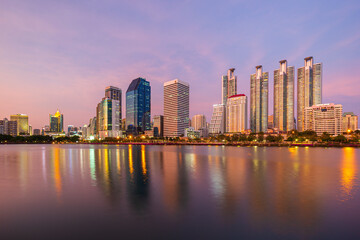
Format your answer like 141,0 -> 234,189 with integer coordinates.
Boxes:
1,0 -> 360,129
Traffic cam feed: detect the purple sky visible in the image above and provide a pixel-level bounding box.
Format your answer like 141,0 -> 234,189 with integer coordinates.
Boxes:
1,0 -> 359,129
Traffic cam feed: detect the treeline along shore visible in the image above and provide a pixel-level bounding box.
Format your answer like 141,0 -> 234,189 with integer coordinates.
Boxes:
1,130 -> 360,147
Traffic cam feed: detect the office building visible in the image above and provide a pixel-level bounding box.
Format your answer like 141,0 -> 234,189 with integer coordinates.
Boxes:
274,60 -> 295,132
164,79 -> 190,137
10,114 -> 29,135
250,65 -> 268,132
209,104 -> 226,134
8,121 -> 18,136
96,97 -> 121,139
0,118 -> 8,135
342,112 -> 358,132
297,56 -> 322,131
191,114 -> 207,131
105,86 -> 122,119
222,68 -> 237,105
126,77 -> 151,135
50,110 -> 64,132
153,115 -> 164,137
226,94 -> 247,133
304,103 -> 342,136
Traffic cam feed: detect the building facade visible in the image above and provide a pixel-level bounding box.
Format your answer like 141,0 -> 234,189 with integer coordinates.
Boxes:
126,78 -> 151,135
10,114 -> 29,135
191,114 -> 207,131
226,94 -> 247,133
274,60 -> 294,132
209,104 -> 226,134
96,98 -> 121,139
222,68 -> 237,105
49,110 -> 64,133
250,65 -> 268,132
164,79 -> 190,137
342,112 -> 358,132
297,57 -> 322,131
304,103 -> 342,136
105,86 -> 122,119
153,115 -> 164,137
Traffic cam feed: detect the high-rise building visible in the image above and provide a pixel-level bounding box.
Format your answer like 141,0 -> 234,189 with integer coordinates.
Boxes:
49,110 -> 64,132
209,104 -> 226,134
96,97 -> 121,139
105,86 -> 122,119
222,68 -> 237,105
342,112 -> 358,132
274,60 -> 295,132
268,115 -> 274,129
10,114 -> 29,135
226,94 -> 247,133
191,115 -> 207,131
250,65 -> 268,132
8,121 -> 18,136
297,56 -> 322,131
29,126 -> 32,136
164,79 -> 190,137
153,115 -> 164,137
0,118 -> 8,135
126,77 -> 151,135
304,103 -> 342,136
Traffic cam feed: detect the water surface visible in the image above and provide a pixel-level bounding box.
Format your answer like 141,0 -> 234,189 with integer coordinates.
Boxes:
0,144 -> 359,239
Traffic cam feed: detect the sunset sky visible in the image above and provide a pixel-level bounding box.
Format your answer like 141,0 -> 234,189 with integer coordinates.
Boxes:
1,0 -> 359,129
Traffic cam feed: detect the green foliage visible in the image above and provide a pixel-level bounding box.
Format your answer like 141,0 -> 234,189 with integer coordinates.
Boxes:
333,135 -> 347,143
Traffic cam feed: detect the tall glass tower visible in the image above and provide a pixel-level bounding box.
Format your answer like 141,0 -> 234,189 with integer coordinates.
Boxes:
297,57 -> 322,132
273,60 -> 294,132
126,77 -> 151,135
250,65 -> 268,132
222,68 -> 237,105
49,110 -> 64,133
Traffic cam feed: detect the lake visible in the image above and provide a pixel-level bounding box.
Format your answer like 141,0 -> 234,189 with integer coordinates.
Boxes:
0,144 -> 359,239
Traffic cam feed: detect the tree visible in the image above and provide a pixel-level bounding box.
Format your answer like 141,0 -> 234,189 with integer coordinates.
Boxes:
257,132 -> 264,142
320,132 -> 332,142
333,135 -> 347,143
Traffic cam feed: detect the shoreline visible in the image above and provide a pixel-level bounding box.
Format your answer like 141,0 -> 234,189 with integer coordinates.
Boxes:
0,142 -> 359,148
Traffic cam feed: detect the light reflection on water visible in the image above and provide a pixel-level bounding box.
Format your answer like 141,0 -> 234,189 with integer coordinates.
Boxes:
0,144 -> 359,239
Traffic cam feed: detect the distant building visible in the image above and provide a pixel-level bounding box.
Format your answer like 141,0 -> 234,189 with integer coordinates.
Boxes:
105,86 -> 122,119
304,103 -> 342,136
8,121 -> 18,136
226,94 -> 247,133
209,104 -> 226,134
184,127 -> 200,139
250,65 -> 268,132
274,60 -> 295,132
50,110 -> 64,132
0,118 -> 8,135
191,115 -> 207,131
33,129 -> 41,135
342,112 -> 358,132
153,115 -> 164,137
164,79 -> 190,137
222,68 -> 237,105
297,57 -> 322,131
29,126 -> 32,135
126,78 -> 151,135
10,114 -> 29,135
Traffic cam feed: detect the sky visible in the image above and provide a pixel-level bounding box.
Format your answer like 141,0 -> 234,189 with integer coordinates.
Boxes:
0,0 -> 359,129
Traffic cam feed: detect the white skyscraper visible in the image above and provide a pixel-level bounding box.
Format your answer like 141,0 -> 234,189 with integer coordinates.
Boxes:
226,94 -> 247,133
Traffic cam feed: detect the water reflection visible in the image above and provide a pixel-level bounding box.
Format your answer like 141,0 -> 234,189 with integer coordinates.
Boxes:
0,145 -> 359,239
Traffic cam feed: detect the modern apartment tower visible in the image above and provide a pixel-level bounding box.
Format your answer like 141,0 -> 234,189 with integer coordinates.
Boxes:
96,98 -> 121,139
153,115 -> 164,137
297,56 -> 322,131
209,104 -> 226,134
250,65 -> 269,132
273,60 -> 295,132
191,115 -> 207,131
126,77 -> 151,135
222,68 -> 237,105
163,79 -> 190,137
226,94 -> 247,133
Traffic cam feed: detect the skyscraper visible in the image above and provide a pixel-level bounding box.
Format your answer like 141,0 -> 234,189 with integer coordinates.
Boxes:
164,79 -> 189,137
50,110 -> 64,132
274,60 -> 295,132
96,97 -> 121,139
10,114 -> 29,135
342,112 -> 358,132
297,56 -> 322,131
226,94 -> 247,133
222,68 -> 237,105
126,77 -> 151,135
105,86 -> 122,119
191,114 -> 207,131
250,65 -> 268,132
